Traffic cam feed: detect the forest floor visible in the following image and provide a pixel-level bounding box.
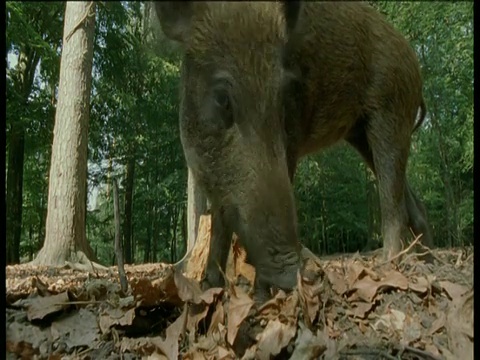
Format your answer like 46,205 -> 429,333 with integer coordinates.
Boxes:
6,221 -> 473,360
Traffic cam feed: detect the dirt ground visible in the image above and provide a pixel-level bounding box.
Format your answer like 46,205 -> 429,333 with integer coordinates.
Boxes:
6,222 -> 473,360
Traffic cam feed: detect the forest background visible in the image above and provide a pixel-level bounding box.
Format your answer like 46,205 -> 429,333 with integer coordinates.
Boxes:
5,2 -> 473,266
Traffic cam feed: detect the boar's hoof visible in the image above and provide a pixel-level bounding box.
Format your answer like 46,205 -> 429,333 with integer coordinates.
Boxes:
201,270 -> 225,291
253,264 -> 299,304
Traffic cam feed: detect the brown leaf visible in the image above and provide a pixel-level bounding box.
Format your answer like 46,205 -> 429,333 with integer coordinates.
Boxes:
199,287 -> 224,304
350,276 -> 378,302
186,303 -> 209,339
227,287 -> 254,345
297,266 -> 322,328
32,276 -> 50,296
257,290 -> 287,320
174,269 -> 203,304
26,291 -> 70,321
255,319 -> 297,360
50,308 -> 100,350
346,301 -> 373,319
403,313 -> 423,344
373,309 -> 405,335
408,276 -> 430,294
427,311 -> 446,336
326,269 -> 347,295
289,322 -> 327,360
6,317 -> 52,355
217,346 -> 235,360
130,267 -> 180,307
346,262 -> 368,288
152,305 -> 188,360
446,289 -> 473,359
379,271 -> 409,291
99,307 -> 136,334
439,281 -> 469,300
208,301 -> 225,335
282,291 -> 299,321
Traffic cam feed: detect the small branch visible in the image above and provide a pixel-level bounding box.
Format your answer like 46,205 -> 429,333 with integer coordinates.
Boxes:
375,234 -> 422,269
65,2 -> 95,42
113,178 -> 128,293
398,345 -> 444,360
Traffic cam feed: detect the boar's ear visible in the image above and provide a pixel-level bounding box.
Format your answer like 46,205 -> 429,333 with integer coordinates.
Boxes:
282,1 -> 302,34
154,2 -> 194,43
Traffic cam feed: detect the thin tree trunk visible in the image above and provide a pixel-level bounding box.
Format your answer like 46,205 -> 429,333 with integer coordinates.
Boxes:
34,2 -> 96,265
144,197 -> 152,263
186,168 -> 207,251
170,205 -> 179,263
123,156 -> 135,264
181,203 -> 187,253
6,126 -> 25,264
6,46 -> 40,264
113,178 -> 128,293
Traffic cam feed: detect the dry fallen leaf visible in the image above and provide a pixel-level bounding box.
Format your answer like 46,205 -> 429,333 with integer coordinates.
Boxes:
346,301 -> 373,319
350,275 -> 378,302
6,318 -> 52,357
289,322 -> 327,360
380,271 -> 409,291
174,269 -> 204,304
99,307 -> 136,334
439,281 -> 469,300
257,290 -> 287,320
51,308 -> 100,351
326,269 -> 347,296
408,276 -> 430,294
152,304 -> 188,360
373,309 -> 405,334
446,289 -> 473,360
208,300 -> 225,335
227,287 -> 254,346
427,311 -> 446,336
297,267 -> 322,328
255,319 -> 297,360
26,291 -> 71,321
199,287 -> 224,305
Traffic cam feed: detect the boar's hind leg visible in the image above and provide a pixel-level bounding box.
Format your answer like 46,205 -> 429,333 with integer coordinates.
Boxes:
202,206 -> 233,290
346,113 -> 426,260
404,183 -> 435,262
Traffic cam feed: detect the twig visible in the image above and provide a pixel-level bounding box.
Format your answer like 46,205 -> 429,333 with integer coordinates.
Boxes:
339,348 -> 397,360
113,178 -> 128,293
65,2 -> 95,42
374,234 -> 421,269
398,345 -> 444,360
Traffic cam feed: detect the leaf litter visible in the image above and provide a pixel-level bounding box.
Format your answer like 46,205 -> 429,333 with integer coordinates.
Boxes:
6,219 -> 473,359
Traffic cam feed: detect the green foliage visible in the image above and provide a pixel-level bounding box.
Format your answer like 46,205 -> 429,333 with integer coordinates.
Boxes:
6,1 -> 64,261
87,2 -> 186,265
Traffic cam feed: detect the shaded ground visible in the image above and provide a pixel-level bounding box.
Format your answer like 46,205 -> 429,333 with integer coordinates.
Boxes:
6,228 -> 473,360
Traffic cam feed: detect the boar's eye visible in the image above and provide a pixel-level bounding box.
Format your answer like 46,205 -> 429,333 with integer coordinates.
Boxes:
213,87 -> 234,129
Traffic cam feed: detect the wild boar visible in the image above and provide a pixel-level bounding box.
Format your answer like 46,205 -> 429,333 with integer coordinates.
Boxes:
154,1 -> 433,302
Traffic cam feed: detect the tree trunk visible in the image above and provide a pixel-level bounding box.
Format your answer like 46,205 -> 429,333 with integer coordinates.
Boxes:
123,156 -> 135,264
181,203 -> 187,253
170,205 -> 179,263
186,168 -> 208,250
144,198 -> 153,263
6,45 -> 40,264
34,2 -> 96,265
6,125 -> 25,264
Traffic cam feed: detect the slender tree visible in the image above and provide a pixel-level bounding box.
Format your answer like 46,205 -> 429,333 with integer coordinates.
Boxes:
34,2 -> 96,265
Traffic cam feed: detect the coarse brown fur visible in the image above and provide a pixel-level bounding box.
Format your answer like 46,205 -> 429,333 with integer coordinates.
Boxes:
155,1 -> 433,302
